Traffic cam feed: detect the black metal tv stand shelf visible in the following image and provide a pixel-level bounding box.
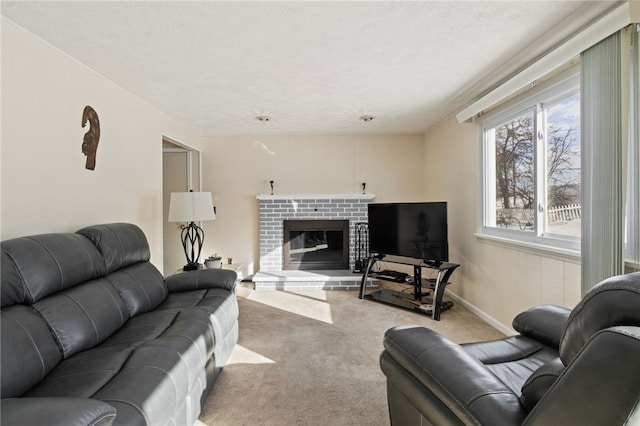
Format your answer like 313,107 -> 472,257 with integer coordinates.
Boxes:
358,254 -> 459,320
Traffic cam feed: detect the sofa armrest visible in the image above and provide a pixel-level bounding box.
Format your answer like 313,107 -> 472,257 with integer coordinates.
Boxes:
165,269 -> 237,293
524,326 -> 640,425
1,397 -> 116,426
382,326 -> 526,425
512,304 -> 571,349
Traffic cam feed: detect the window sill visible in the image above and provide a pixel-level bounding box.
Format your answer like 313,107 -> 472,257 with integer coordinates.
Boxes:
474,233 -> 581,264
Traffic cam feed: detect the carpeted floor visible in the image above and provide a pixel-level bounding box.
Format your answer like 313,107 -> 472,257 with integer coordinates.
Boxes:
198,288 -> 506,426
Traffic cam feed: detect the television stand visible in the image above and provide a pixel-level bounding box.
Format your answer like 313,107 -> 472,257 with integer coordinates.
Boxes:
359,255 -> 459,320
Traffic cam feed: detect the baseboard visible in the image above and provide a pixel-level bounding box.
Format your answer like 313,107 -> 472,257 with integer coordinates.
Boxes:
445,289 -> 514,336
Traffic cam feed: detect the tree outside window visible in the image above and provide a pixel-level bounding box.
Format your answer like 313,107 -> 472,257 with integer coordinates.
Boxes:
483,82 -> 581,246
493,111 -> 535,231
545,94 -> 581,237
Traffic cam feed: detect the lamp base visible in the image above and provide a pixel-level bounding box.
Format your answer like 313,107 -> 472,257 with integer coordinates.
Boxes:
183,263 -> 203,272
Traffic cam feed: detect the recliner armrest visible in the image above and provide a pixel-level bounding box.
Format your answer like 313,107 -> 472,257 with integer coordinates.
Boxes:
165,269 -> 237,293
1,397 -> 116,426
382,326 -> 527,425
512,304 -> 571,349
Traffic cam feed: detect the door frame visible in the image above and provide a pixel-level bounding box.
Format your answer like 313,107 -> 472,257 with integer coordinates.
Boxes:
162,134 -> 203,275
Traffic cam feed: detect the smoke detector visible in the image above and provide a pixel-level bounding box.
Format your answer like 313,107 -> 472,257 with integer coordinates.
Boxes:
360,115 -> 375,122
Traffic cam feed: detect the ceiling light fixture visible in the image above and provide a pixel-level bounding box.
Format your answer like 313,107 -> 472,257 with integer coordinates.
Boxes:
360,115 -> 375,122
255,116 -> 271,122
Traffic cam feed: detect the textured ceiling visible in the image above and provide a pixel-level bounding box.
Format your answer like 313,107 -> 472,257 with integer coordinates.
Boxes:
1,1 -> 619,136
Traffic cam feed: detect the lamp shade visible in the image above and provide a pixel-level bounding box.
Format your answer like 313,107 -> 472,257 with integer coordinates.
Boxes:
168,192 -> 215,222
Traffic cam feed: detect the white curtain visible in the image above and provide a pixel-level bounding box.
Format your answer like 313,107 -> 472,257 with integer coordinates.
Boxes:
580,30 -> 625,294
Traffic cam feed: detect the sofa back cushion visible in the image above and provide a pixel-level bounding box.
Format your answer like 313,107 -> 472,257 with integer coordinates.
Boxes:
1,305 -> 63,397
33,278 -> 130,358
78,223 -> 168,316
560,272 -> 640,364
1,234 -> 105,307
105,263 -> 167,317
77,223 -> 150,274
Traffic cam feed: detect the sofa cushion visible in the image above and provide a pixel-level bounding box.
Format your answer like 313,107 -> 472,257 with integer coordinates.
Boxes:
93,344 -> 191,426
104,263 -> 167,317
462,335 -> 550,364
462,335 -> 558,395
560,272 -> 640,364
32,278 -> 129,358
159,288 -> 238,344
100,309 -> 179,350
158,287 -> 240,371
25,347 -> 135,399
1,233 -> 105,307
77,223 -> 150,275
1,305 -> 63,398
519,357 -> 564,412
140,309 -> 215,392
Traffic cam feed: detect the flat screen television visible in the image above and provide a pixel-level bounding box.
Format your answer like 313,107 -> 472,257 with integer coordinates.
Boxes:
367,202 -> 448,264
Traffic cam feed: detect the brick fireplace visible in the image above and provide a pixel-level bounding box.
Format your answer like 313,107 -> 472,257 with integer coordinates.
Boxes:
255,193 -> 375,290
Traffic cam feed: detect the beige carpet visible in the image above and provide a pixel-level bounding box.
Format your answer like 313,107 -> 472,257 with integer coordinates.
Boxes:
198,288 -> 506,426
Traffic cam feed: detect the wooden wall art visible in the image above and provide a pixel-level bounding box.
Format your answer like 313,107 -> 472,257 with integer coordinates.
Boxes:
81,105 -> 101,170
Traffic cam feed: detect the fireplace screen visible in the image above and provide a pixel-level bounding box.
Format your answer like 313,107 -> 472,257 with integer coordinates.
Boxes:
283,220 -> 349,270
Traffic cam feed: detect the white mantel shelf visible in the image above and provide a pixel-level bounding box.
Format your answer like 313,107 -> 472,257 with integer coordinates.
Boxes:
256,193 -> 375,201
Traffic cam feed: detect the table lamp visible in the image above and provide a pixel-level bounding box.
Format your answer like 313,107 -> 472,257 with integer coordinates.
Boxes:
168,190 -> 216,271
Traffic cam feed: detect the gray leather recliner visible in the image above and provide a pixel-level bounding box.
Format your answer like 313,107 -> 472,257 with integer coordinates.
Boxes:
380,272 -> 640,425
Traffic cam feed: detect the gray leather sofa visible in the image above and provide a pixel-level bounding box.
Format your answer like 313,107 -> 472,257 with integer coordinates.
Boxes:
1,223 -> 239,426
381,272 -> 640,425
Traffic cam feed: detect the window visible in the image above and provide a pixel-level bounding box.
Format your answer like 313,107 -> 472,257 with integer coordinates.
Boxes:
481,71 -> 581,250
544,93 -> 581,238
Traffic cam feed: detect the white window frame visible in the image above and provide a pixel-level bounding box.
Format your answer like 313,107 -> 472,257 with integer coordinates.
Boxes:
478,68 -> 581,254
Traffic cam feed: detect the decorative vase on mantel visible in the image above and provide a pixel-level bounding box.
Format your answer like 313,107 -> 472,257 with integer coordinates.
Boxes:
205,254 -> 222,269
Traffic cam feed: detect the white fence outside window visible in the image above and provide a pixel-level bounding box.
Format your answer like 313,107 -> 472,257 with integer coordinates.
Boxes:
547,204 -> 582,224
496,204 -> 582,231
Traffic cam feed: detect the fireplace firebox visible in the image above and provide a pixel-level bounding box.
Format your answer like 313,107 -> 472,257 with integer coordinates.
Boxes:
283,220 -> 349,270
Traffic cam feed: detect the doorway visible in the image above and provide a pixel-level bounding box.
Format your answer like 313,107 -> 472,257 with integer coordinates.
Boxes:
162,137 -> 201,275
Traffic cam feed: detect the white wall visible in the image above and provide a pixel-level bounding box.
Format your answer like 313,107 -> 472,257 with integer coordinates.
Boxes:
1,19 -> 200,270
199,135 -> 425,275
423,116 -> 581,332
